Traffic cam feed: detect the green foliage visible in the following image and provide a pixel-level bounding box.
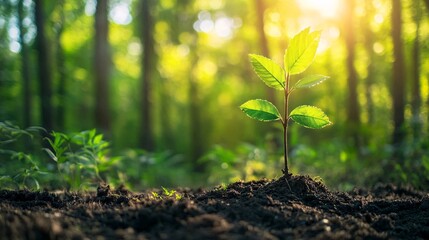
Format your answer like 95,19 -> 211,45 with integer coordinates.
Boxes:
199,143 -> 281,185
240,28 -> 331,173
1,121 -> 193,191
2,0 -> 429,190
289,105 -> 332,129
248,54 -> 285,90
293,75 -> 329,89
44,129 -> 120,190
240,99 -> 281,122
0,122 -> 47,190
150,191 -> 161,200
0,121 -> 43,145
285,28 -> 321,75
390,139 -> 429,189
162,187 -> 182,200
150,187 -> 182,200
118,149 -> 194,188
8,152 -> 48,190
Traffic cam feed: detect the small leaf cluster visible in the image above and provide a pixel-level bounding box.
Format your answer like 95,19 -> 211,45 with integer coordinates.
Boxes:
150,187 -> 182,200
240,28 -> 331,129
44,129 -> 120,190
0,122 -> 47,190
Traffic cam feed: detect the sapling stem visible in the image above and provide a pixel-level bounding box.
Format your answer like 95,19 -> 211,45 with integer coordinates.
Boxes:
283,73 -> 290,175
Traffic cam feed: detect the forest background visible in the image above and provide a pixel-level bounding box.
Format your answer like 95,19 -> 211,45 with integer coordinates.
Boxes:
1,0 -> 429,190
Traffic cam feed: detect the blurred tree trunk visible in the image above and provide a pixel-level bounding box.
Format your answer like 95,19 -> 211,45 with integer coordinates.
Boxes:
391,0 -> 406,156
189,64 -> 203,168
255,0 -> 275,104
343,0 -> 361,149
189,53 -> 204,170
56,0 -> 66,131
139,0 -> 154,150
18,0 -> 31,128
363,0 -> 375,125
424,0 -> 429,10
34,0 -> 53,132
94,0 -> 111,135
411,0 -> 422,142
255,0 -> 283,152
160,78 -> 174,149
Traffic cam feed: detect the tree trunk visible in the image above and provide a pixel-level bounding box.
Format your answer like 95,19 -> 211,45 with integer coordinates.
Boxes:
18,0 -> 31,128
391,0 -> 406,156
424,0 -> 429,11
160,79 -> 174,149
189,48 -> 204,172
426,73 -> 429,132
363,0 -> 375,125
255,0 -> 275,104
56,0 -> 66,131
34,0 -> 53,132
139,0 -> 154,150
411,0 -> 422,142
94,0 -> 110,135
343,0 -> 361,149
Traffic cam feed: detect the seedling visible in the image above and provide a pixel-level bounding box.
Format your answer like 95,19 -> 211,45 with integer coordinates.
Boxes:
162,187 -> 182,200
150,187 -> 182,200
44,129 -> 118,190
150,191 -> 161,200
240,28 -> 332,175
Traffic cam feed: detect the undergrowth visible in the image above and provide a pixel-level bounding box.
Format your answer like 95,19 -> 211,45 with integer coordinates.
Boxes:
1,121 -> 429,191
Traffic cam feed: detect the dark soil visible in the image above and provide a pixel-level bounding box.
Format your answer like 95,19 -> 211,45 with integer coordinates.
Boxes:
1,175 -> 428,239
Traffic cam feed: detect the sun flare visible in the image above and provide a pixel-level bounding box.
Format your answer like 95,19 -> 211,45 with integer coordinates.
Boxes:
297,0 -> 341,18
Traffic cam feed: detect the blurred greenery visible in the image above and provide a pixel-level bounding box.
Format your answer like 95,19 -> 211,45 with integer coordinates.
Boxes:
1,0 -> 429,190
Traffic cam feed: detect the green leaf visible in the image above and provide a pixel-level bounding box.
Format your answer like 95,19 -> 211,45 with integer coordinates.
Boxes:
43,148 -> 58,162
294,75 -> 329,89
285,28 -> 321,75
290,105 -> 331,129
240,99 -> 282,122
249,54 -> 285,90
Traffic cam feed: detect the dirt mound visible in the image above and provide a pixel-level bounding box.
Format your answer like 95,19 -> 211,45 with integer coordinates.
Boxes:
1,175 -> 428,239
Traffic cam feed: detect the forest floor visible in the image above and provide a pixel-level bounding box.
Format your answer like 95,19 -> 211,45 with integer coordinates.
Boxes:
1,175 -> 429,240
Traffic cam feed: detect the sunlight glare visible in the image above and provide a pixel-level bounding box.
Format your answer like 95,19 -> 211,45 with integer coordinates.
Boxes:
127,42 -> 141,56
214,17 -> 234,38
193,11 -> 240,40
9,42 -> 21,53
110,3 -> 132,25
297,0 -> 340,18
84,0 -> 96,16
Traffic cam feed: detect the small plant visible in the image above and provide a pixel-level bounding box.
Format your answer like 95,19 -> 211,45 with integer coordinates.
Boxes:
44,129 -> 119,190
0,121 -> 43,145
240,28 -> 332,175
150,187 -> 182,200
0,121 -> 47,190
0,152 -> 48,190
162,187 -> 182,200
150,191 -> 161,200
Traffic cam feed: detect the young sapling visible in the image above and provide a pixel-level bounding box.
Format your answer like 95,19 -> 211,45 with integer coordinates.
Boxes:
240,28 -> 332,175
